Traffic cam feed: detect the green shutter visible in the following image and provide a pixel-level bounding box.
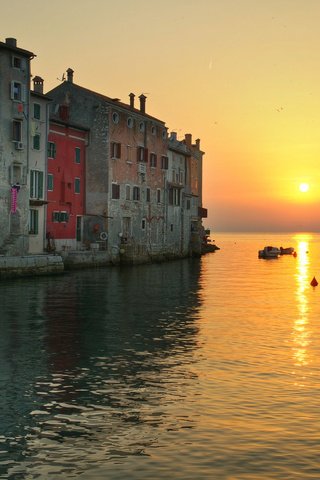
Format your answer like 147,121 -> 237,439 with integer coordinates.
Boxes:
48,174 -> 53,191
30,170 -> 34,198
75,147 -> 80,163
33,134 -> 40,150
38,171 -> 44,198
34,210 -> 39,234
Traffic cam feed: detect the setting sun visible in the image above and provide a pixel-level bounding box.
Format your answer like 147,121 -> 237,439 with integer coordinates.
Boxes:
299,183 -> 310,193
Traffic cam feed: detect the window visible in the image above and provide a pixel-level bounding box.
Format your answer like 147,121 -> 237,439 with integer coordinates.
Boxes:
75,147 -> 81,164
126,145 -> 132,162
52,211 -> 60,222
137,146 -> 148,163
111,142 -> 121,159
157,189 -> 161,204
146,187 -> 151,202
150,153 -> 157,167
161,156 -> 168,169
139,122 -> 145,132
48,142 -> 56,158
125,184 -> 131,200
112,112 -> 120,124
60,211 -> 69,222
127,117 -> 133,128
52,211 -> 69,222
162,129 -> 167,140
33,134 -> 40,150
186,199 -> 191,210
169,187 -> 181,206
33,103 -> 41,120
47,174 -> 54,191
30,170 -> 44,199
29,209 -> 39,235
133,186 -> 140,201
141,218 -> 146,230
75,177 -> 80,194
12,120 -> 22,142
112,183 -> 120,199
11,81 -> 24,101
12,56 -> 22,69
151,126 -> 156,135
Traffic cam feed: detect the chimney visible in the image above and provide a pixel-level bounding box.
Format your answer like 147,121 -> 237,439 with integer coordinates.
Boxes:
185,133 -> 192,147
170,132 -> 177,141
139,94 -> 146,114
33,76 -> 44,94
195,138 -> 200,150
67,68 -> 74,83
129,93 -> 135,109
6,38 -> 17,48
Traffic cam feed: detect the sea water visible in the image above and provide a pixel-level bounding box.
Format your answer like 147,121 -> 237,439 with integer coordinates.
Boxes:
1,232 -> 320,479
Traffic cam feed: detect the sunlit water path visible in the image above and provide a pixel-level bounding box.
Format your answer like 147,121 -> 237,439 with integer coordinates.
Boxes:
1,232 -> 320,479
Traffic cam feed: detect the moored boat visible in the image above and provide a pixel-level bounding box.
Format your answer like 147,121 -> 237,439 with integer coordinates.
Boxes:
280,247 -> 295,255
258,246 -> 281,259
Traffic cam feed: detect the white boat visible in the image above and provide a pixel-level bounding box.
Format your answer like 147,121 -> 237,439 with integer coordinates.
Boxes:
258,246 -> 281,259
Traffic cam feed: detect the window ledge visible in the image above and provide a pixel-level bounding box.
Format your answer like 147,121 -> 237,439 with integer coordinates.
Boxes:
29,199 -> 48,206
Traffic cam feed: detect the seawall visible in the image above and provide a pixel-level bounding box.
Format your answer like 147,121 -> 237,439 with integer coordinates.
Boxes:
0,255 -> 64,279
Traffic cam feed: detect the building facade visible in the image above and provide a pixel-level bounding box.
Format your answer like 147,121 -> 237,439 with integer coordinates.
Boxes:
167,132 -> 206,257
0,38 -> 208,262
47,71 -> 172,262
28,77 -> 51,253
47,119 -> 88,251
0,38 -> 34,255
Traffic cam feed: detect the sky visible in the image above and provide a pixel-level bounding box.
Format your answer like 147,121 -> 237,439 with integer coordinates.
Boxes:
3,0 -> 320,232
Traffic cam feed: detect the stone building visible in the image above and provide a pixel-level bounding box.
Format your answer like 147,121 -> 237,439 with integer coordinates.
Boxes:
0,38 -> 34,255
0,37 -> 208,263
167,132 -> 206,257
47,71 -> 171,262
28,77 -> 51,253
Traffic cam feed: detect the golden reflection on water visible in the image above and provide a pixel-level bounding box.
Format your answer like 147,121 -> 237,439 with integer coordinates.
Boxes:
293,235 -> 311,369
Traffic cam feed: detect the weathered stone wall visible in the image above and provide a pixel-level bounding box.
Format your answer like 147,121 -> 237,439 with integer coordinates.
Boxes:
0,44 -> 31,254
0,255 -> 64,279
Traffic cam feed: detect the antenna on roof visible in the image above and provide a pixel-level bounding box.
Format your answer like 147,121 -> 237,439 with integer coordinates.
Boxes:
56,72 -> 66,82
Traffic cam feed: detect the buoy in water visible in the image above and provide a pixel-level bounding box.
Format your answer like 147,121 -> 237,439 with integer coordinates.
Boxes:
310,277 -> 318,287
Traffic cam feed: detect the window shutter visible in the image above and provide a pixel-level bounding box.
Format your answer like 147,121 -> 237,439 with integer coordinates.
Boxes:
144,148 -> 148,162
10,81 -> 14,99
21,85 -> 26,103
30,170 -> 34,198
169,188 -> 173,205
38,171 -> 44,198
117,143 -> 121,158
35,210 -> 39,234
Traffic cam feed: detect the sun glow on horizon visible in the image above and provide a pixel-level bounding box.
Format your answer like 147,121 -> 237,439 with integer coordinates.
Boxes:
299,183 -> 310,193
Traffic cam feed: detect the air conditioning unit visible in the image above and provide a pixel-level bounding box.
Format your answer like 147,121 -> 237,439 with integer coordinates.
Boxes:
15,142 -> 24,150
138,163 -> 146,174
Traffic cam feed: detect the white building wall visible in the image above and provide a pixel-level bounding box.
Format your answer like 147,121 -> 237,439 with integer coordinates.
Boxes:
28,91 -> 50,254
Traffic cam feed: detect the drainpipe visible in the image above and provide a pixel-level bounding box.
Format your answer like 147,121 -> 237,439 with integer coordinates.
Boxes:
44,101 -> 51,252
25,56 -> 32,254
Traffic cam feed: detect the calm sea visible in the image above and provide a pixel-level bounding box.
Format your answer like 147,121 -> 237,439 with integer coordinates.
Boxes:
1,232 -> 320,479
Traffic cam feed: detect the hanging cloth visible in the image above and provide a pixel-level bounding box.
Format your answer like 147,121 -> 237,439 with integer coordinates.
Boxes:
11,187 -> 17,213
